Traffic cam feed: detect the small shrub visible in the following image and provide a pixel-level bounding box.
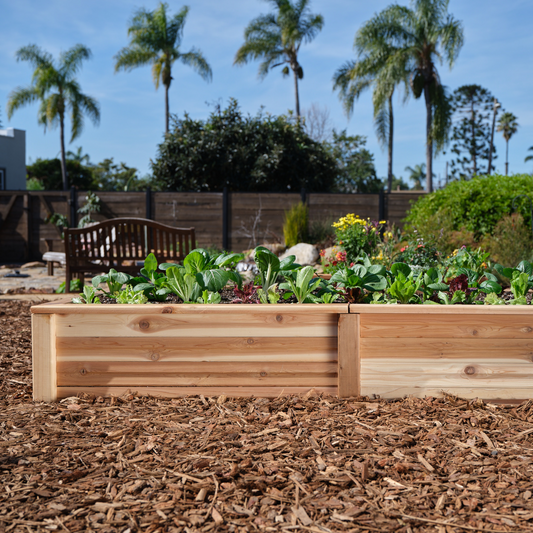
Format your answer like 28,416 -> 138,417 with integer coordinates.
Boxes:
481,214 -> 533,267
308,218 -> 335,247
332,214 -> 384,264
283,202 -> 309,247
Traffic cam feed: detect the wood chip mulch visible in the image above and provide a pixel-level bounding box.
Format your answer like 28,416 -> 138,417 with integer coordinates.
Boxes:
2,300 -> 533,532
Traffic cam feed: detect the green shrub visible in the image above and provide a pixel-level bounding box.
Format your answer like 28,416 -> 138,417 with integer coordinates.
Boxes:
405,174 -> 533,241
283,202 -> 309,247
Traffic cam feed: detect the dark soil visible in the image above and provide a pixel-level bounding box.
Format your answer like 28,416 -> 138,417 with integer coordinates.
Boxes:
3,300 -> 533,532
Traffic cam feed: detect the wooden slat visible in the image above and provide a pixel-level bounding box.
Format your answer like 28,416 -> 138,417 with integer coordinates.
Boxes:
360,338 -> 533,358
357,311 -> 533,332
54,312 -> 339,338
57,386 -> 338,399
58,361 -> 337,387
32,314 -> 57,402
56,336 -> 337,362
338,314 -> 359,397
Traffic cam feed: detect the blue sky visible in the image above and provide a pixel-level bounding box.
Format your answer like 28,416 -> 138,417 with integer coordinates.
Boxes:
1,0 -> 532,186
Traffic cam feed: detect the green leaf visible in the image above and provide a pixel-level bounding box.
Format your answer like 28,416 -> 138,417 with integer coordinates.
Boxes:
197,269 -> 230,292
368,264 -> 386,277
214,252 -> 244,267
479,280 -> 502,294
517,260 -> 533,276
144,253 -> 157,273
391,263 -> 411,278
184,250 -> 208,274
255,247 -> 281,273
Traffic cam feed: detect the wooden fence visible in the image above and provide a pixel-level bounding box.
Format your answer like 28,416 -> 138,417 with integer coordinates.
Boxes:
0,189 -> 424,262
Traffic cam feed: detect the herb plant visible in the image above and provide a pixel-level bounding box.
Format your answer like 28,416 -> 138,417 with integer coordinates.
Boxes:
72,286 -> 101,304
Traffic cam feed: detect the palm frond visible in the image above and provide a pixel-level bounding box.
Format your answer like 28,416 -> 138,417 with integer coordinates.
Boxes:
114,45 -> 156,72
60,44 -> 92,77
6,86 -> 39,119
180,48 -> 213,82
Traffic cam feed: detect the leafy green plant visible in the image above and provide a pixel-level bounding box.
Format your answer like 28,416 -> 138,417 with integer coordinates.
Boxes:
72,285 -> 101,304
56,278 -> 83,294
329,264 -> 386,303
283,202 -> 309,248
438,289 -> 466,305
92,268 -> 132,296
510,271 -> 530,300
386,263 -> 421,304
484,292 -> 505,305
165,266 -> 201,303
116,285 -> 148,304
395,233 -> 441,268
280,266 -> 321,304
257,285 -> 281,305
254,246 -> 299,299
197,290 -> 222,304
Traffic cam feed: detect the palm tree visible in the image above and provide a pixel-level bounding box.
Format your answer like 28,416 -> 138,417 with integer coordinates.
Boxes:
115,3 -> 212,134
525,147 -> 533,169
66,146 -> 91,165
234,0 -> 324,118
405,163 -> 434,190
372,0 -> 463,192
7,44 -> 100,190
333,11 -> 409,192
497,112 -> 519,175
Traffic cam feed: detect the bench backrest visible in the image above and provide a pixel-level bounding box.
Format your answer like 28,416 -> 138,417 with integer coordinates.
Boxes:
64,218 -> 195,268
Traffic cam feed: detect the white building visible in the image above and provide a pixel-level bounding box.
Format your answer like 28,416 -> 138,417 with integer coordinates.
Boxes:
0,128 -> 26,190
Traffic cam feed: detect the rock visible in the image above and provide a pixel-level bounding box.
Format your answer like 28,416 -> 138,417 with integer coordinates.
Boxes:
279,243 -> 319,266
245,243 -> 286,260
21,262 -> 46,269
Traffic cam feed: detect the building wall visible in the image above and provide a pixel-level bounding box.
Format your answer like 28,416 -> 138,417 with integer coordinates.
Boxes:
0,128 -> 26,190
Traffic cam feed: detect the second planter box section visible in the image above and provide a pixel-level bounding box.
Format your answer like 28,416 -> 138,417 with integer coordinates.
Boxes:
33,303 -> 349,401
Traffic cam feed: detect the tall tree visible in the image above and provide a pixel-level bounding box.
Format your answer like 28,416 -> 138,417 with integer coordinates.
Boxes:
497,112 -> 519,175
371,0 -> 462,192
115,3 -> 212,134
333,10 -> 409,193
525,146 -> 533,169
449,85 -> 497,180
7,44 -> 100,190
234,0 -> 324,118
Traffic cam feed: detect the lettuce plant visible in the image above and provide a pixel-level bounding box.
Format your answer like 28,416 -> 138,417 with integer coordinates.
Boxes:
329,264 -> 386,303
92,268 -> 132,296
72,285 -> 101,304
280,266 -> 321,304
386,263 -> 421,304
116,285 -> 148,304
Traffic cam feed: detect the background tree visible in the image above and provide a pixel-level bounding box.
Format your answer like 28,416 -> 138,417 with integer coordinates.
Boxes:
404,163 -> 434,190
497,112 -> 519,175
91,158 -> 151,191
525,146 -> 533,170
327,131 -> 382,193
26,158 -> 95,190
449,85 -> 497,180
333,8 -> 409,193
7,44 -> 100,190
152,99 -> 336,192
234,0 -> 323,118
66,146 -> 91,165
303,102 -> 333,142
115,2 -> 212,134
373,0 -> 462,192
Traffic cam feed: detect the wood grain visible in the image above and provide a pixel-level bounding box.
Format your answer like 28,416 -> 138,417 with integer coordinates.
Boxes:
359,313 -> 533,336
53,311 -> 341,338
360,338 -> 533,358
56,385 -> 338,400
56,336 -> 337,362
338,314 -> 360,398
32,314 -> 57,402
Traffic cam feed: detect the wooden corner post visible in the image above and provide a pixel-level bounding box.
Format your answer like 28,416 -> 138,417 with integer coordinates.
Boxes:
32,314 -> 57,402
338,314 -> 360,398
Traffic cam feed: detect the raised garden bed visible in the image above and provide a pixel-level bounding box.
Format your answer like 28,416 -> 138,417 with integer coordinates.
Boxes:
31,301 -> 533,402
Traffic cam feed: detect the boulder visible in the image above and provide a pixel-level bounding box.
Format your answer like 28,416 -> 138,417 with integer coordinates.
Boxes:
279,243 -> 319,266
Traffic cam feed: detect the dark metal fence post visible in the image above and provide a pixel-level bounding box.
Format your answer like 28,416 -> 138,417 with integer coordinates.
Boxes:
378,188 -> 385,222
69,186 -> 77,228
300,188 -> 307,204
145,186 -> 152,220
222,187 -> 229,251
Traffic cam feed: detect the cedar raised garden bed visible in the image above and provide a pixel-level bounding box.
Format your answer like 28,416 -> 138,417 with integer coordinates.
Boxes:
31,301 -> 533,402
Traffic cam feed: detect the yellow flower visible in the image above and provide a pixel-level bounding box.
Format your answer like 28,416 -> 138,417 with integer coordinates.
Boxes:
379,220 -> 386,224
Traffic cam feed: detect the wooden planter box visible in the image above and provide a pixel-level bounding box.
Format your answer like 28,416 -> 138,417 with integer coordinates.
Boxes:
31,302 -> 348,402
31,302 -> 533,402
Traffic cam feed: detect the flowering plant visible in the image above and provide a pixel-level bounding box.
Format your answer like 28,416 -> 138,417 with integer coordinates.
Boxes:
395,233 -> 441,268
331,214 -> 385,264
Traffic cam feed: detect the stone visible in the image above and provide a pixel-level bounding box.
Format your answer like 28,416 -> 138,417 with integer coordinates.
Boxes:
21,261 -> 46,269
279,243 -> 319,266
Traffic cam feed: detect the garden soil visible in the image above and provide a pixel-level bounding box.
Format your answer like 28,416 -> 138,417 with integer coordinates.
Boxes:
3,301 -> 533,532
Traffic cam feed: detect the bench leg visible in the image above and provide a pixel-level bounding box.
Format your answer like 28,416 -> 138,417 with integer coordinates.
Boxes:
47,261 -> 54,276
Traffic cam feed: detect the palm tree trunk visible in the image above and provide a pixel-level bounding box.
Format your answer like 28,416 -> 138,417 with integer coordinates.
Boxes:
423,84 -> 433,193
505,139 -> 509,175
387,94 -> 393,193
165,83 -> 170,134
59,113 -> 68,191
293,69 -> 300,119
471,100 -> 477,176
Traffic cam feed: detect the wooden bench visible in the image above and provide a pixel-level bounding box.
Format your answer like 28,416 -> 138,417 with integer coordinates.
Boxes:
62,218 -> 195,291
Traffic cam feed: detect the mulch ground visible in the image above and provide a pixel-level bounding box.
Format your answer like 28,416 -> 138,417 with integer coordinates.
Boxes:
2,301 -> 533,532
